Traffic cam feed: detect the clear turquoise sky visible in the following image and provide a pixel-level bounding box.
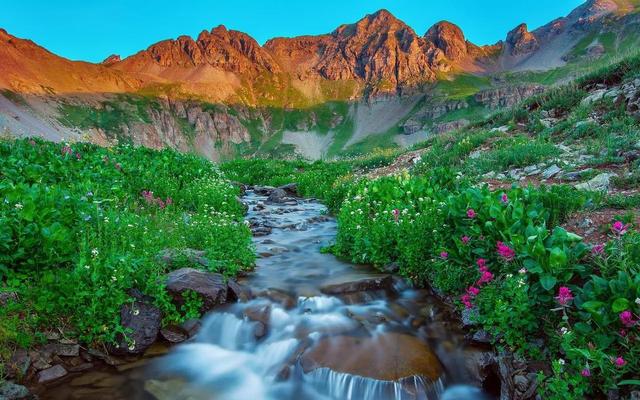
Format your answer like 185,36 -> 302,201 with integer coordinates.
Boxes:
1,0 -> 585,63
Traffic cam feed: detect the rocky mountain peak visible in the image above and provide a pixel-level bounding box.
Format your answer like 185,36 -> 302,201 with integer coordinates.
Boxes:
101,54 -> 121,65
424,21 -> 468,61
505,23 -> 539,56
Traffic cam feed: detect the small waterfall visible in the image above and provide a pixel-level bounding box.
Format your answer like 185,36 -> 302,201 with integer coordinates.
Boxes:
304,368 -> 446,400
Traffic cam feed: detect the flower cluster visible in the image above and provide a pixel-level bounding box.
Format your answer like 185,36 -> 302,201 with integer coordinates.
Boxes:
555,286 -> 574,306
461,258 -> 494,309
496,241 -> 516,262
141,190 -> 173,209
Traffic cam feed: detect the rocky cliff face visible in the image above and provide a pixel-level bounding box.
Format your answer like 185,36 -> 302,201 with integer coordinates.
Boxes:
474,85 -> 546,109
424,21 -> 469,62
505,24 -> 539,56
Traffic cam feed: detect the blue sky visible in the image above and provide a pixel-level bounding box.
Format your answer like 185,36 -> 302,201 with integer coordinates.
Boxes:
1,0 -> 584,63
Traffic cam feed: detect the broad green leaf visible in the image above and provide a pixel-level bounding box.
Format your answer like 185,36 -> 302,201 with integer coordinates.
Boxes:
540,275 -> 557,291
611,298 -> 630,313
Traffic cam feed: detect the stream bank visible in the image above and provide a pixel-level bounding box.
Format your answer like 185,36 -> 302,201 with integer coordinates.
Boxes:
5,185 -> 521,400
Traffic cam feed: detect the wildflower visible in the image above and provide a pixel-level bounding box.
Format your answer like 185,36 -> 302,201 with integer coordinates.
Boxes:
14,203 -> 23,209
467,286 -> 480,296
466,209 -> 476,219
518,268 -> 527,274
91,248 -> 99,258
476,258 -> 487,270
581,368 -> 591,377
111,276 -> 117,282
560,327 -> 568,335
556,286 -> 574,306
461,236 -> 471,245
84,265 -> 90,270
558,359 -> 565,366
75,152 -> 82,160
620,329 -> 627,337
619,311 -> 636,328
636,298 -> 640,306
478,270 -> 494,284
440,251 -> 449,260
392,208 -> 399,223
497,242 -> 516,262
29,139 -> 36,146
115,163 -> 122,171
61,145 -> 72,156
614,357 -> 626,367
500,193 -> 509,204
166,197 -> 173,206
591,243 -> 605,256
611,221 -> 630,236
460,294 -> 473,309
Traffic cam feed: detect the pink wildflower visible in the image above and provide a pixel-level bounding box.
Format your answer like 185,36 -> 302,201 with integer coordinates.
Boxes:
440,251 -> 449,260
29,139 -> 36,146
591,243 -> 605,256
467,286 -> 480,296
619,311 -> 636,328
556,286 -> 574,306
611,221 -> 630,236
461,236 -> 471,245
392,208 -> 399,223
476,258 -> 487,270
581,368 -> 591,377
461,294 -> 473,309
500,193 -> 509,204
620,329 -> 627,337
75,152 -> 82,160
466,209 -> 476,219
61,145 -> 72,156
497,242 -> 516,262
614,357 -> 626,367
478,270 -> 494,284
115,163 -> 122,171
165,197 -> 173,206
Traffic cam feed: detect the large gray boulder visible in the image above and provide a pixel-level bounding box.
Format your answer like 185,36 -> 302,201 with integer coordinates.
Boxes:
109,301 -> 161,355
166,268 -> 228,310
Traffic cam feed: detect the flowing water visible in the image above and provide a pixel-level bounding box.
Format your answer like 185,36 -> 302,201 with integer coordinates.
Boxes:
41,190 -> 493,400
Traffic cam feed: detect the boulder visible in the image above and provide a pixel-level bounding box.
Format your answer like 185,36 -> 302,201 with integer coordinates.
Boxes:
252,186 -> 275,196
301,333 -> 442,381
44,343 -> 80,357
320,275 -> 393,295
37,364 -> 68,384
541,165 -> 561,180
575,173 -> 617,192
6,350 -> 30,379
166,268 -> 228,310
278,183 -> 299,197
226,279 -> 252,302
266,188 -> 289,204
109,301 -> 161,355
160,326 -> 189,344
0,382 -> 31,400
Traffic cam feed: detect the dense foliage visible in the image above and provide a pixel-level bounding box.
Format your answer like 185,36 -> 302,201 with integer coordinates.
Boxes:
0,139 -> 254,366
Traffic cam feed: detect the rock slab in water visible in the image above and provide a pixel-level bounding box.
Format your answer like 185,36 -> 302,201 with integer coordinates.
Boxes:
0,381 -> 31,400
166,268 -> 227,310
37,364 -> 68,384
226,279 -> 253,302
110,301 -> 161,355
320,275 -> 393,295
301,333 -> 443,381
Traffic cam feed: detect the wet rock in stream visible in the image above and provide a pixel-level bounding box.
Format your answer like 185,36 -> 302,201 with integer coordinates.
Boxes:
165,268 -> 228,310
320,275 -> 394,295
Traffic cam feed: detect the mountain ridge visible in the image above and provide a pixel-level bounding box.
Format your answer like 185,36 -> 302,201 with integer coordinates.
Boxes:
1,1 -> 636,104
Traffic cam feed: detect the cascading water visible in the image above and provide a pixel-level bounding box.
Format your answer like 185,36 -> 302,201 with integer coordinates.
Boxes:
41,189 -> 493,400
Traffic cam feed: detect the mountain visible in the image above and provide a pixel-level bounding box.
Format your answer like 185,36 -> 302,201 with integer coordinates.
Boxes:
0,0 -> 639,160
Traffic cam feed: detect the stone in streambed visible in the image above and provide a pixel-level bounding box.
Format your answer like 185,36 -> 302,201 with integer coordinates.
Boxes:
226,279 -> 252,302
37,364 -> 68,384
320,275 -> 394,295
301,333 -> 442,381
